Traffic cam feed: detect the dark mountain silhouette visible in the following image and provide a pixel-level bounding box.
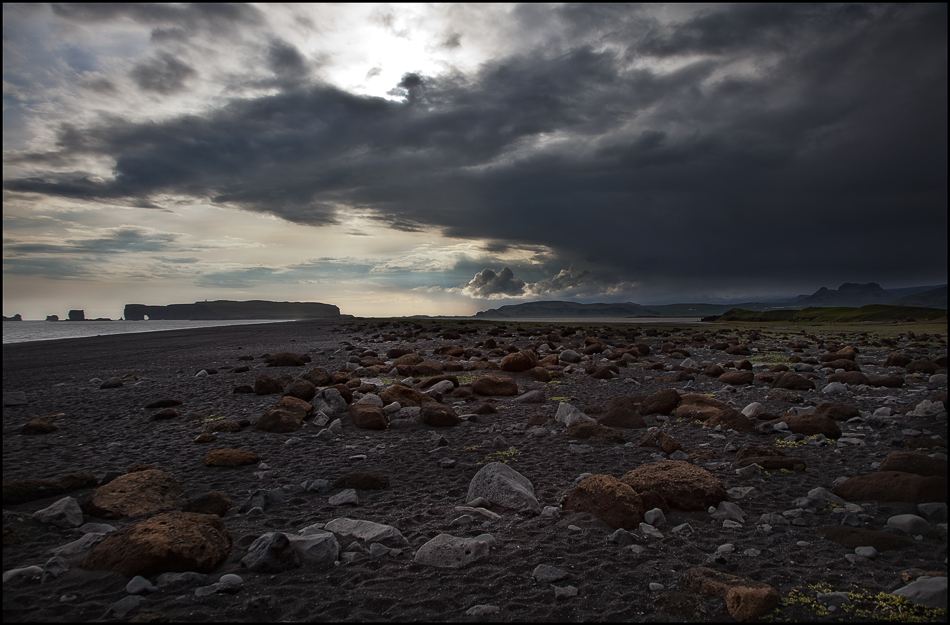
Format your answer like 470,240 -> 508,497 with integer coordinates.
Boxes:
892,286 -> 948,309
793,283 -> 896,307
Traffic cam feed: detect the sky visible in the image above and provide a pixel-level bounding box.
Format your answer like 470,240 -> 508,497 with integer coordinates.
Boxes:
3,3 -> 947,319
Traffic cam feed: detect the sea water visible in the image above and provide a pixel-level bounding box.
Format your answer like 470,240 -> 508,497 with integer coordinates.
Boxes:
2,319 -> 297,344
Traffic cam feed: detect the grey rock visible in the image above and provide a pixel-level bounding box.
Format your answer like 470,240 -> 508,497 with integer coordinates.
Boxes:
466,462 -> 540,512
607,528 -> 634,546
125,575 -> 156,594
287,531 -> 340,565
559,350 -> 582,364
47,532 -> 107,558
302,479 -> 330,493
3,566 -> 43,586
917,502 -> 948,524
711,501 -> 746,522
110,595 -> 142,618
555,402 -> 594,427
241,532 -> 302,573
854,546 -> 877,559
328,489 -> 359,506
554,585 -> 578,598
41,557 -> 69,584
532,564 -> 568,583
466,605 -> 500,616
156,571 -> 208,590
32,497 -> 83,528
514,390 -> 546,404
639,522 -> 664,539
892,576 -> 947,608
323,518 -> 409,549
77,522 -> 116,535
644,508 -> 667,527
886,514 -> 930,535
817,592 -> 852,609
413,533 -> 489,568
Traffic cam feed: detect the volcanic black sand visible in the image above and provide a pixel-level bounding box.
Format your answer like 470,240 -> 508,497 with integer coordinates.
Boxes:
2,318 -> 947,622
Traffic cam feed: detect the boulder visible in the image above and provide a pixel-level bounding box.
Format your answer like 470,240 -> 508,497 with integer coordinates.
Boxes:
679,567 -> 778,623
254,375 -> 284,395
20,416 -> 58,434
302,368 -> 332,387
892,576 -> 948,609
640,389 -> 681,415
413,533 -> 489,568
598,396 -> 647,429
3,473 -> 98,505
621,461 -> 726,511
813,402 -> 860,421
885,353 -> 913,368
878,452 -> 947,477
203,449 -> 260,467
82,470 -> 185,520
471,374 -> 519,396
284,380 -> 317,402
420,403 -> 460,427
254,408 -> 303,433
831,472 -> 947,503
82,512 -> 231,577
673,394 -> 733,421
348,403 -> 388,430
718,371 -> 754,386
777,414 -> 841,439
379,385 -> 435,407
566,421 -> 624,443
560,474 -> 645,530
500,350 -> 538,372
867,375 -> 904,388
466,462 -> 539,512
705,408 -> 754,432
772,372 -> 815,391
524,367 -> 552,383
637,429 -> 682,454
275,395 -> 312,418
267,352 -> 306,367
32,496 -> 84,528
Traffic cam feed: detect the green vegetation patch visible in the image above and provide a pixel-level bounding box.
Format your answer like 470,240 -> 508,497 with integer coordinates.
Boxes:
478,449 -> 521,465
767,581 -> 947,622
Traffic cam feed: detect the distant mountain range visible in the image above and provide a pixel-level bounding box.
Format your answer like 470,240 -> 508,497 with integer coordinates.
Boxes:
473,283 -> 947,319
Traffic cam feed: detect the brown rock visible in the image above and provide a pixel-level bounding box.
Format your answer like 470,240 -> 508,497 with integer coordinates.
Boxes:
813,402 -> 860,421
82,470 -> 185,520
254,408 -> 303,433
621,461 -> 726,511
765,388 -> 804,403
193,433 -> 217,443
566,421 -> 625,443
254,374 -> 284,395
822,359 -> 861,372
772,372 -> 815,391
500,350 -> 538,372
20,416 -> 58,434
868,375 -> 904,388
719,371 -> 754,386
399,360 -> 443,377
267,352 -> 305,367
906,359 -> 939,374
705,408 -> 754,432
284,380 -> 317,402
724,344 -> 752,356
302,368 -> 332,386
418,375 -> 460,390
736,445 -> 785,463
818,526 -> 913,551
348,403 -> 388,430
333,472 -> 390,490
232,385 -> 254,393
434,345 -> 465,357
378,384 -> 434,407
527,414 -> 550,426
885,353 -> 913,368
524,367 -> 552,382
878,452 -> 947,478
828,371 -> 870,386
181,492 -> 231,517
393,353 -> 423,366
598,396 -> 647,429
640,389 -> 681,416
151,408 -> 180,421
673,394 -> 733,421
420,403 -> 460,427
471,373 -> 519,396
637,429 -> 682,454
202,449 -> 260,467
778,414 -> 841,439
726,586 -> 780,623
472,402 -> 498,415
680,567 -> 777,622
739,456 -> 806,470
703,364 -> 725,378
81,511 -> 231,577
831,471 -> 947,503
561,474 -> 645,530
3,473 -> 98,505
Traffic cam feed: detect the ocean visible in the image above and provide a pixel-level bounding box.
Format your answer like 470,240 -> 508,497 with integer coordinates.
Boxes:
2,319 -> 297,344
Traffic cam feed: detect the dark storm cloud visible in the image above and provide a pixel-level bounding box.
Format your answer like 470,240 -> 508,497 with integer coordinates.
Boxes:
50,3 -> 263,36
4,227 -> 179,256
7,4 -> 947,300
130,53 -> 197,94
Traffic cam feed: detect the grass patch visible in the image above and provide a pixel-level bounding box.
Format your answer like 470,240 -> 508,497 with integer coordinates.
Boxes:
767,582 -> 947,622
478,449 -> 521,465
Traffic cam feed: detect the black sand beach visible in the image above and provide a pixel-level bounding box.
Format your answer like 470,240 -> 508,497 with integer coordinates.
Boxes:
3,318 -> 947,622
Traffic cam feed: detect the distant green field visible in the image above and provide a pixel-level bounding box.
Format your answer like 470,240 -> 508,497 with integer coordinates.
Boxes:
713,304 -> 946,324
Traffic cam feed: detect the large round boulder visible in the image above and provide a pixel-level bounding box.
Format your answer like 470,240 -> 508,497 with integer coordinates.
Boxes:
561,474 -> 644,530
621,461 -> 726,511
471,373 -> 519,396
81,470 -> 185,520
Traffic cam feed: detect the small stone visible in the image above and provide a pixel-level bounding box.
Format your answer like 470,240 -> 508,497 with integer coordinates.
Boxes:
649,582 -> 665,591
854,546 -> 877,559
532,564 -> 568,583
639,522 -> 664,539
553,585 -> 578,599
328,489 -> 359,506
466,605 -> 500,616
125,575 -> 157,594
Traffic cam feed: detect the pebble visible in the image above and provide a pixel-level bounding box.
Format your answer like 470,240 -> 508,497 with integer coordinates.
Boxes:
466,605 -> 500,616
854,546 -> 877,559
553,585 -> 578,599
722,519 -> 743,529
649,582 -> 665,591
125,575 -> 157,594
532,564 -> 568,583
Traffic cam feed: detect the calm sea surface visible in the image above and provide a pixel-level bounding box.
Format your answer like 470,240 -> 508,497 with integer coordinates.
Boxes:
2,319 -> 297,344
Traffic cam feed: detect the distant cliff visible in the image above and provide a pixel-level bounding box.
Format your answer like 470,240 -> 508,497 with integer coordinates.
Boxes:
124,300 -> 342,321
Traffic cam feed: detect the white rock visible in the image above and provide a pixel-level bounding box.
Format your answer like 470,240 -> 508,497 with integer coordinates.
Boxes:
555,402 -> 594,427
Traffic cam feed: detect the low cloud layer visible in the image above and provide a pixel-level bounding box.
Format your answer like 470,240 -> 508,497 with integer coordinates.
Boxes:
3,4 -> 946,315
